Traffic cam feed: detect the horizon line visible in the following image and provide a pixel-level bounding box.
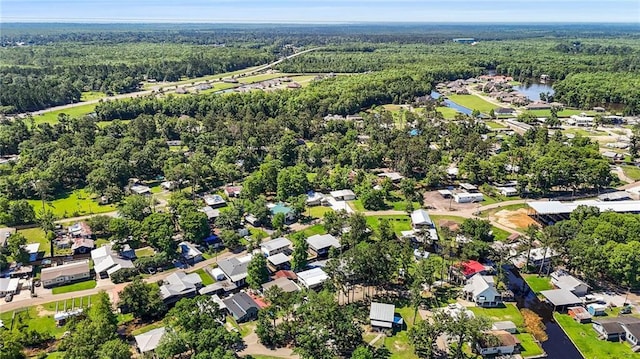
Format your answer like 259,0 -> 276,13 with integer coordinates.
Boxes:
3,20 -> 640,25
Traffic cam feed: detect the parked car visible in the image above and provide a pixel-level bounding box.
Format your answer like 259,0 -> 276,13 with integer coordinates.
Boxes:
5,294 -> 13,302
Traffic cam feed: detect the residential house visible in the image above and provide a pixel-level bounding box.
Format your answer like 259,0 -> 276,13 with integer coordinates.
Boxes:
377,172 -> 404,183
217,255 -> 252,286
135,327 -> 166,355
245,214 -> 261,227
369,302 -> 403,330
497,187 -> 518,197
526,102 -> 552,110
200,206 -> 221,222
305,192 -> 325,206
68,222 -> 93,239
224,186 -> 242,198
568,114 -> 594,127
491,321 -> 517,334
261,237 -> 292,257
24,243 -> 40,262
510,247 -> 557,270
476,330 -> 519,356
551,271 -> 589,296
262,277 -> 300,293
593,317 -> 640,341
568,306 -> 593,323
306,234 -> 341,257
91,245 -> 135,279
459,183 -> 479,193
451,260 -> 491,281
0,278 -> 19,296
178,242 -> 203,264
71,237 -> 94,255
623,323 -> 640,349
130,184 -> 151,195
267,253 -> 291,271
269,203 -> 296,223
602,151 -> 624,163
494,107 -> 514,116
330,189 -> 356,201
463,274 -> 502,307
41,260 -> 91,288
439,303 -> 476,319
159,271 -> 202,304
223,292 -> 259,322
297,267 -> 329,289
411,209 -> 433,228
203,194 -> 227,208
160,181 -> 175,190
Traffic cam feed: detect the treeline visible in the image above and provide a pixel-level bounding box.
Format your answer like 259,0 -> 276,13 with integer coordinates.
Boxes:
94,70 -> 433,121
553,72 -> 640,115
0,44 -> 275,113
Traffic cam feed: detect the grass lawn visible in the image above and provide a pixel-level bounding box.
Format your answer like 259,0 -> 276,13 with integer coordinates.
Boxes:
384,306 -> 421,359
290,75 -> 317,87
131,321 -> 165,336
485,121 -> 507,129
135,247 -> 155,258
96,119 -> 130,128
562,128 -> 607,137
51,280 -> 97,294
468,303 -> 525,329
365,215 -> 412,235
249,227 -> 269,239
198,82 -> 240,94
80,91 -> 106,101
492,226 -> 512,242
516,333 -> 544,358
28,188 -> 116,219
307,205 -> 333,219
529,109 -> 596,118
41,294 -> 101,312
18,227 -> 52,256
34,103 -> 97,124
299,224 -> 327,237
621,165 -> 640,181
238,72 -> 290,84
350,200 -> 365,212
0,306 -> 66,338
554,313 -> 640,359
436,106 -> 459,119
350,199 -> 420,212
192,268 -> 215,286
239,322 -> 256,338
431,215 -> 466,224
448,94 -> 498,113
479,203 -> 528,217
46,353 -> 65,359
522,274 -> 554,293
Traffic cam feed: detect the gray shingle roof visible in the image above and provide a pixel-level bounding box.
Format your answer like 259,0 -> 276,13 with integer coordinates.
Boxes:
222,292 -> 258,319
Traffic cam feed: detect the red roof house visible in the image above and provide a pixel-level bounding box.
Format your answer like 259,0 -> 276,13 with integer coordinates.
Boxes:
457,260 -> 487,277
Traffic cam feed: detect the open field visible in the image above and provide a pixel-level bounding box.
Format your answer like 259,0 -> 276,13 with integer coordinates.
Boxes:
554,313 -> 640,359
27,188 -> 116,219
492,207 -> 537,231
18,227 -> 51,256
384,306 -> 421,359
436,106 -> 460,119
529,109 -> 597,118
448,94 -> 498,113
522,274 -> 553,293
238,72 -> 290,84
80,91 -> 107,101
516,333 -> 545,357
34,103 -> 97,124
469,304 -> 525,329
299,224 -> 328,237
621,165 -> 640,181
485,121 -> 507,129
307,205 -> 333,219
562,127 -> 607,137
365,215 -> 412,235
51,280 -> 97,295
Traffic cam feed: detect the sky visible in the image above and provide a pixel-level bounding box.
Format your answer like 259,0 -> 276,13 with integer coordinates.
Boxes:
2,0 -> 639,23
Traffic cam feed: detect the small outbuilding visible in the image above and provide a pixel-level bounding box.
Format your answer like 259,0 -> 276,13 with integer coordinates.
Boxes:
369,302 -> 403,330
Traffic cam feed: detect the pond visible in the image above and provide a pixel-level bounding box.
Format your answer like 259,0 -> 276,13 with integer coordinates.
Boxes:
513,82 -> 555,102
430,91 -> 473,115
505,267 -> 583,359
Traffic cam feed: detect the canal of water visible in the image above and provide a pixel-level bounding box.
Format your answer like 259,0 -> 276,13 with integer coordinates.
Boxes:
505,267 -> 583,359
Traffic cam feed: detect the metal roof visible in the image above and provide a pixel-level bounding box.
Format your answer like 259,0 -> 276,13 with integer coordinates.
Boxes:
261,237 -> 292,253
267,253 -> 290,266
540,289 -> 581,306
135,327 -> 166,353
528,200 -> 640,215
306,234 -> 340,252
370,302 -> 395,323
411,209 -> 433,226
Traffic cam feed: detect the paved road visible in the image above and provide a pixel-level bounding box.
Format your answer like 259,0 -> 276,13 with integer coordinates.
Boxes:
20,47 -> 322,118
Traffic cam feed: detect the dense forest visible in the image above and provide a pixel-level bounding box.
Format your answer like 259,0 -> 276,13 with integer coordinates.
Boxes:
1,24 -> 640,113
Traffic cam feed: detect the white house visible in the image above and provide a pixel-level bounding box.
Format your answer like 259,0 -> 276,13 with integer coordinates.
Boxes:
261,237 -> 292,257
0,278 -> 19,296
369,302 -> 403,330
91,245 -> 135,279
454,192 -> 484,203
330,189 -> 356,201
551,271 -> 589,296
203,194 -> 227,208
411,209 -> 433,228
135,327 -> 166,354
178,242 -> 203,264
297,267 -> 329,289
306,234 -> 341,257
306,192 -> 325,206
41,260 -> 91,288
463,274 -> 502,307
476,330 -> 519,356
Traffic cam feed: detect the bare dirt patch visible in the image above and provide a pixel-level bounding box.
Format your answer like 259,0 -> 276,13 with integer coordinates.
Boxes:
493,208 -> 536,230
35,305 -> 55,317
